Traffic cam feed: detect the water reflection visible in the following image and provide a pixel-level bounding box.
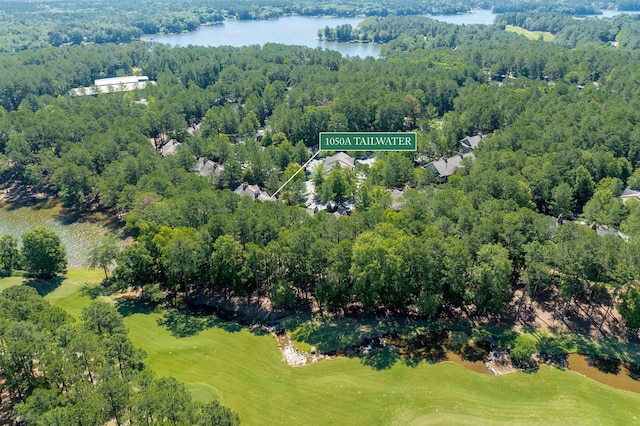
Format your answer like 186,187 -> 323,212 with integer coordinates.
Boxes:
141,10 -> 640,60
567,354 -> 640,393
144,16 -> 382,58
351,330 -> 492,374
0,202 -> 109,267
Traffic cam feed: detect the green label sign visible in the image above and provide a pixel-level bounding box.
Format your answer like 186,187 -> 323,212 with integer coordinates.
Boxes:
319,132 -> 417,151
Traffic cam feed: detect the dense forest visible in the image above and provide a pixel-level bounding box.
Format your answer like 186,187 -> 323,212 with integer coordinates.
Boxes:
3,0 -> 640,52
495,11 -> 640,49
2,14 -> 640,332
4,0 -> 640,422
333,13 -> 640,50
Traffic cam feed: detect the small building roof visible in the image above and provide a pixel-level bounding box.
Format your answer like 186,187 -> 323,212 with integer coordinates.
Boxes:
94,76 -> 150,86
69,76 -> 153,96
459,134 -> 484,151
161,139 -> 181,157
234,182 -> 272,201
390,189 -> 405,209
323,152 -> 355,174
187,122 -> 201,135
427,152 -> 475,178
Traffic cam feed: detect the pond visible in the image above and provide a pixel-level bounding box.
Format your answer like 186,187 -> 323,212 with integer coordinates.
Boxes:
0,201 -> 111,268
142,11 -> 506,59
567,353 -> 640,393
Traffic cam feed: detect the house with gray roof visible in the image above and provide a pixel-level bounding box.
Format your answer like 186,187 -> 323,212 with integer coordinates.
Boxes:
322,152 -> 355,175
426,152 -> 475,183
160,139 -> 181,157
234,182 -> 272,201
194,157 -> 223,179
459,134 -> 484,153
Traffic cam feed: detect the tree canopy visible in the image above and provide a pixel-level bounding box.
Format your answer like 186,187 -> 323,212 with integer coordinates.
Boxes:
2,9 -> 640,332
20,227 -> 67,278
0,288 -> 239,425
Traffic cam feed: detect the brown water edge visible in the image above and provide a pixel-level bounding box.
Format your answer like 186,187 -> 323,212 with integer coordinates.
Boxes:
567,353 -> 640,393
292,330 -> 496,374
278,328 -> 491,373
283,328 -> 640,391
443,350 -> 492,375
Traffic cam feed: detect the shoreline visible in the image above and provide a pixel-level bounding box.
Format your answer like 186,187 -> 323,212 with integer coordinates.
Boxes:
0,180 -> 54,207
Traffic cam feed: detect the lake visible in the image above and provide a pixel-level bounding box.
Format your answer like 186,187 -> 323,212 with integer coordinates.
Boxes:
430,9 -> 498,25
144,11 -> 505,58
144,17 -> 383,58
143,9 -> 640,59
0,201 -> 110,268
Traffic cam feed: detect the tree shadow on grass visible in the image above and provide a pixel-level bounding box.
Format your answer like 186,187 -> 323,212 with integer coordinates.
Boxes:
115,297 -> 158,317
286,315 -> 393,353
79,284 -> 113,299
400,354 -> 424,368
26,277 -> 64,297
360,347 -> 399,370
158,308 -> 243,338
521,366 -> 541,374
249,325 -> 270,336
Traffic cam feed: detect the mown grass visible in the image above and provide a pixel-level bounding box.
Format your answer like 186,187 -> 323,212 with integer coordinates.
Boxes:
40,268 -> 108,319
0,275 -> 24,292
2,269 -> 640,424
123,310 -> 640,425
505,25 -> 555,42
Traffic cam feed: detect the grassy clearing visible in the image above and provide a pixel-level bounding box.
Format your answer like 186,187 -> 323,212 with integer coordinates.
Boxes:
1,270 -> 640,424
38,268 -> 107,319
505,25 -> 555,42
0,275 -> 24,292
0,268 -> 107,318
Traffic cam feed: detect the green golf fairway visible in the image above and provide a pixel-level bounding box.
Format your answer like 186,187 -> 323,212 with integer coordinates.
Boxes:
3,269 -> 640,425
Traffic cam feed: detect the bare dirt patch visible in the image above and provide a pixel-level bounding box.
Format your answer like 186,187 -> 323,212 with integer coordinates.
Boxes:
512,285 -> 628,339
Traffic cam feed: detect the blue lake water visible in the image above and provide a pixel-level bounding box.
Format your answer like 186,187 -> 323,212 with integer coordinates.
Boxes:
599,9 -> 640,18
144,17 -> 382,58
143,10 -> 638,58
430,9 -> 498,25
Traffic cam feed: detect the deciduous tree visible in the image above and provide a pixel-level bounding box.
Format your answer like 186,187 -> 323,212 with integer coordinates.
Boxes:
0,234 -> 20,272
88,234 -> 119,280
20,227 -> 67,278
